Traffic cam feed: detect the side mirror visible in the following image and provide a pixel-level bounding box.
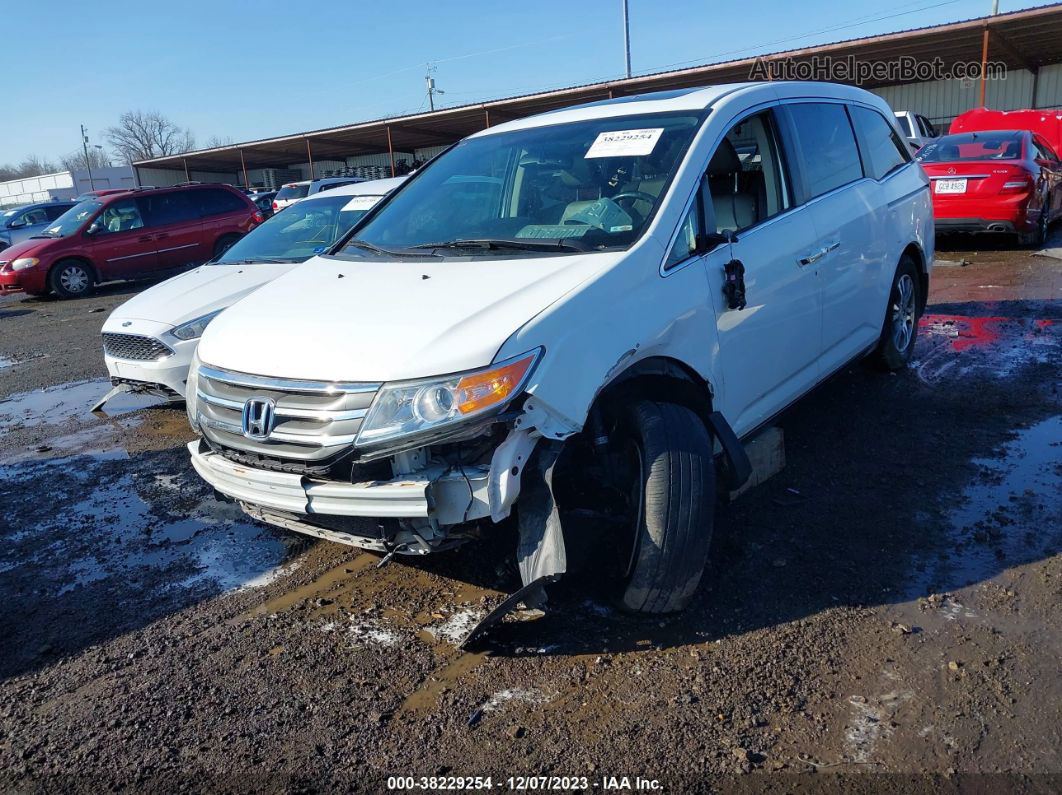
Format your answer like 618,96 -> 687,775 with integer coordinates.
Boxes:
7,218 -> 25,229
85,221 -> 102,235
697,231 -> 737,253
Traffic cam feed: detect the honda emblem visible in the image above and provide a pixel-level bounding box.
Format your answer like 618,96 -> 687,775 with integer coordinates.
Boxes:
241,397 -> 276,439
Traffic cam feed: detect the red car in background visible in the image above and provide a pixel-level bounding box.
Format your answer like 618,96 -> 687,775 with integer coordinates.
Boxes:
951,107 -> 1062,155
0,184 -> 262,299
916,129 -> 1062,246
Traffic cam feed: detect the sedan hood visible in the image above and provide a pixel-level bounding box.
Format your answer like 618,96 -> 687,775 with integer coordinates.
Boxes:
197,252 -> 619,382
106,262 -> 300,328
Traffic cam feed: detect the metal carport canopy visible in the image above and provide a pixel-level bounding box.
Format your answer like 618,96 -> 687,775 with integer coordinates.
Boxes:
135,2 -> 1062,178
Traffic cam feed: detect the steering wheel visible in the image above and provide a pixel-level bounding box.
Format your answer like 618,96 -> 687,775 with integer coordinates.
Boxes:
610,191 -> 656,208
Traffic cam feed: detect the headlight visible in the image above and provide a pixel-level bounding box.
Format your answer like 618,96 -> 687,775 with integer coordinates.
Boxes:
11,257 -> 39,271
356,348 -> 541,446
171,309 -> 223,341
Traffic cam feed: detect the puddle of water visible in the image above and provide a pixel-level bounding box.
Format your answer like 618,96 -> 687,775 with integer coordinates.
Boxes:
0,378 -> 166,432
0,464 -> 296,596
910,416 -> 1062,596
914,315 -> 1059,385
238,555 -> 376,619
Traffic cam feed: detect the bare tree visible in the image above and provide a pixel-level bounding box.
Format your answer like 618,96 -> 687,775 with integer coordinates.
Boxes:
0,155 -> 59,181
106,110 -> 196,162
204,135 -> 234,149
60,147 -> 111,173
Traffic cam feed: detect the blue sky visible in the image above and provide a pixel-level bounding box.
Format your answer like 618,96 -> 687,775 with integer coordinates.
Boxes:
0,0 -> 1051,163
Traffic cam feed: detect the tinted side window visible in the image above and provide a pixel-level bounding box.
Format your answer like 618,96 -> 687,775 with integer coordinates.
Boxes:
142,191 -> 200,226
197,188 -> 248,217
21,208 -> 49,225
786,103 -> 863,199
851,106 -> 910,180
44,205 -> 71,221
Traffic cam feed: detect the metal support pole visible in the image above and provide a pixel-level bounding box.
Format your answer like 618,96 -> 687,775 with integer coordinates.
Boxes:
386,126 -> 396,177
132,165 -> 141,188
240,149 -> 249,190
622,0 -> 632,78
80,124 -> 96,191
979,25 -> 990,107
1031,66 -> 1041,109
183,158 -> 190,182
306,139 -> 315,180
484,109 -> 491,128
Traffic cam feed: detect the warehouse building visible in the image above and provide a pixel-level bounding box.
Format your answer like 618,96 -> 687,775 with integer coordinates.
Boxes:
0,166 -> 137,209
125,4 -> 1062,187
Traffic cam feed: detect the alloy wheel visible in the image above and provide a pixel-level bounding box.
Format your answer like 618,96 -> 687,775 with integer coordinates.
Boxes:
891,273 -> 916,353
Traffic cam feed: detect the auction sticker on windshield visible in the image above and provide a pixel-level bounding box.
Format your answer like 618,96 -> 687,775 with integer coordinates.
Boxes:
343,195 -> 382,211
585,128 -> 664,158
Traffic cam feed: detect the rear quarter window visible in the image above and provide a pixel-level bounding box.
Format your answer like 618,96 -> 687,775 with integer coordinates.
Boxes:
196,188 -> 250,217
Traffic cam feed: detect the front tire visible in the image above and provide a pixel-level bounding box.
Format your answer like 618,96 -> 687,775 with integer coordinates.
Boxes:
872,255 -> 921,370
615,401 -> 715,614
48,260 -> 94,299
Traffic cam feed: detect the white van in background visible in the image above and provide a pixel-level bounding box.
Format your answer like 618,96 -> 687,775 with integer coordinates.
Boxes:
271,176 -> 368,212
96,177 -> 405,410
894,110 -> 940,152
185,82 -> 932,621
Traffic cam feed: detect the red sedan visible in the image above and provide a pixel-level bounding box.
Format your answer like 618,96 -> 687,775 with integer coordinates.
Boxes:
917,129 -> 1062,247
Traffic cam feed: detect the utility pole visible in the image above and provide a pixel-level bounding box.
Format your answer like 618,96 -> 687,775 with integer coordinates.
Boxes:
80,124 -> 96,191
622,0 -> 632,79
425,64 -> 444,112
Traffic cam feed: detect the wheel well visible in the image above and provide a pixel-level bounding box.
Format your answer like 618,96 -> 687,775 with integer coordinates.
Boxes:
589,356 -> 715,429
48,257 -> 97,284
214,233 -> 241,250
902,242 -> 929,314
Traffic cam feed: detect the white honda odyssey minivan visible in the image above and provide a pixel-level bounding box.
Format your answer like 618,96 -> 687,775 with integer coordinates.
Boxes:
185,81 -> 932,622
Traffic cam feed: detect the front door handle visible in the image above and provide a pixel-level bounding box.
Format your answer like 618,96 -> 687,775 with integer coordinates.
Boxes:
155,232 -> 169,240
798,241 -> 840,266
137,235 -> 154,243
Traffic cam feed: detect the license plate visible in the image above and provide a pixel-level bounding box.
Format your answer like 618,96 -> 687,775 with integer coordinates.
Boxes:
935,179 -> 967,194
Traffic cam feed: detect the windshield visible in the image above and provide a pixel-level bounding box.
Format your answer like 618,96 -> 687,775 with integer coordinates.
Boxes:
341,112 -> 702,257
917,132 -> 1023,163
275,184 -> 310,201
213,193 -> 386,265
40,199 -> 102,238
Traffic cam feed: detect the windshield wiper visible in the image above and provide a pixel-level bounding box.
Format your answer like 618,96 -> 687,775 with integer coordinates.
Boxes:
409,237 -> 590,253
30,233 -> 60,239
345,238 -> 437,258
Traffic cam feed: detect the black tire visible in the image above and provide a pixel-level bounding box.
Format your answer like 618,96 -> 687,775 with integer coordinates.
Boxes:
871,255 -> 922,370
48,259 -> 94,299
615,401 -> 715,614
213,234 -> 241,259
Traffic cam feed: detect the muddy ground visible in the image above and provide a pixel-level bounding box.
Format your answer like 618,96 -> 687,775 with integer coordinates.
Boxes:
0,240 -> 1059,793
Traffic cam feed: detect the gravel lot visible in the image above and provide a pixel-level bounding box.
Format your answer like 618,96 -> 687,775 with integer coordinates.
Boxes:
0,243 -> 1059,792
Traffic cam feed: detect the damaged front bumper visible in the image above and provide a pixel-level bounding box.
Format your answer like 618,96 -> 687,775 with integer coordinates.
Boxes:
188,439 -> 491,527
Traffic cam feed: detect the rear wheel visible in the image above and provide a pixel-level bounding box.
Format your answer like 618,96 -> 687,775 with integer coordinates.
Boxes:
213,234 -> 241,259
613,401 -> 715,614
48,260 -> 94,299
871,255 -> 922,370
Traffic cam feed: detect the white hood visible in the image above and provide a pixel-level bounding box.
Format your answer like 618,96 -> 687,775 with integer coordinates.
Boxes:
196,252 -> 619,382
104,263 -> 299,330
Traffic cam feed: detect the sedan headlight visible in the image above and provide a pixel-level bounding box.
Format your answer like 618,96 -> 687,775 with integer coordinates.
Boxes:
171,309 -> 223,341
356,348 -> 541,446
11,257 -> 39,271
